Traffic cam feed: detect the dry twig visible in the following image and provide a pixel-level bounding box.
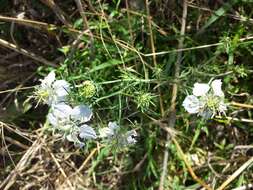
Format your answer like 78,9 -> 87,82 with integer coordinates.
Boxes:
0,138 -> 43,190
0,38 -> 57,67
159,1 -> 188,189
40,0 -> 72,27
216,156 -> 253,190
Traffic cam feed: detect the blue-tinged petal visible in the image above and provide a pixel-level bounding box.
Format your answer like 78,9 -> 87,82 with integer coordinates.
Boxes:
41,71 -> 55,87
183,95 -> 201,114
53,80 -> 70,97
126,130 -> 138,144
47,112 -> 57,127
108,121 -> 120,130
52,103 -> 72,119
71,105 -> 92,122
79,124 -> 97,139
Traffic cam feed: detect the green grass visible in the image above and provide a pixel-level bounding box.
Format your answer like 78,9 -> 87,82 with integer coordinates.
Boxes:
1,0 -> 253,189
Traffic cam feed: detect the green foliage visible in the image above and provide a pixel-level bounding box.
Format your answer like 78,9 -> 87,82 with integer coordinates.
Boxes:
2,1 -> 253,189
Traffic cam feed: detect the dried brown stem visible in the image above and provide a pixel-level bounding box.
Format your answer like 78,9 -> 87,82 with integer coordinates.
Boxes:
158,1 -> 188,189
40,0 -> 72,27
216,156 -> 253,190
0,138 -> 43,190
0,38 -> 57,67
171,137 -> 213,190
145,0 -> 165,116
230,102 -> 253,109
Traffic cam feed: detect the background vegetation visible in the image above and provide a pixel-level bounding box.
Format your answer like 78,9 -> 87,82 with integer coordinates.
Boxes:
0,0 -> 253,189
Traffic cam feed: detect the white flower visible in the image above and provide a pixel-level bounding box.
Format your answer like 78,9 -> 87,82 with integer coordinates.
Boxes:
192,83 -> 210,97
183,79 -> 227,119
211,79 -> 224,97
47,102 -> 97,145
40,71 -> 55,88
71,105 -> 92,122
52,103 -> 72,119
99,122 -> 138,146
126,130 -> 138,144
182,95 -> 201,114
52,80 -> 70,101
99,122 -> 119,138
36,71 -> 70,105
79,124 -> 97,139
47,103 -> 72,127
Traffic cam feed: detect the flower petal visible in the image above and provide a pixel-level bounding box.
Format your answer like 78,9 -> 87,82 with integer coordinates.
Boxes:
52,103 -> 72,119
211,79 -> 224,97
192,83 -> 210,96
183,95 -> 201,114
99,127 -> 114,138
47,112 -> 57,127
71,105 -> 92,122
41,71 -> 55,87
108,121 -> 120,130
126,130 -> 137,144
53,80 -> 70,97
218,102 -> 227,113
66,133 -> 78,142
79,124 -> 97,139
199,109 -> 213,119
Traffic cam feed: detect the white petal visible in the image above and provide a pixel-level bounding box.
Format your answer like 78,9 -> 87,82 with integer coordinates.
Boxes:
66,133 -> 78,142
52,103 -> 72,119
108,121 -> 120,130
211,79 -> 224,97
192,83 -> 210,96
58,124 -> 73,131
53,80 -> 70,97
183,95 -> 201,114
71,105 -> 92,122
41,71 -> 55,87
99,127 -> 114,138
218,102 -> 227,113
199,109 -> 213,119
47,113 -> 57,127
79,125 -> 97,139
126,130 -> 137,144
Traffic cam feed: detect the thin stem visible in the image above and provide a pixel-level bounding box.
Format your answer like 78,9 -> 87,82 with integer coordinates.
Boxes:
159,1 -> 188,189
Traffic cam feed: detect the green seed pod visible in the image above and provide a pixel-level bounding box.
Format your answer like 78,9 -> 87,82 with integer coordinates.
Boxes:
80,81 -> 96,98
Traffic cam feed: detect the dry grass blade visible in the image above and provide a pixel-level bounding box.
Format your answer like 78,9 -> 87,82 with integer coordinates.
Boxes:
231,184 -> 253,190
159,1 -> 188,189
145,0 -> 164,116
0,138 -> 43,190
40,0 -> 72,27
0,38 -> 57,67
230,102 -> 253,109
216,156 -> 253,190
44,145 -> 75,190
172,137 -> 213,190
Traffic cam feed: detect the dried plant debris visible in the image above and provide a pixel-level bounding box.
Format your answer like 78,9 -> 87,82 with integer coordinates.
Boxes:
1,1 -> 253,189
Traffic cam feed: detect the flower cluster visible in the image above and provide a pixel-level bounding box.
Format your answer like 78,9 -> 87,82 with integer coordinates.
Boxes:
35,71 -> 137,147
183,79 -> 227,119
99,122 -> 137,147
34,71 -> 70,105
47,103 -> 96,147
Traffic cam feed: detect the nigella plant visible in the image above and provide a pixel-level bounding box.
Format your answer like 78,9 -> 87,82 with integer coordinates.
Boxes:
34,71 -> 138,148
47,103 -> 97,147
183,79 -> 227,119
34,71 -> 70,105
99,122 -> 138,147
